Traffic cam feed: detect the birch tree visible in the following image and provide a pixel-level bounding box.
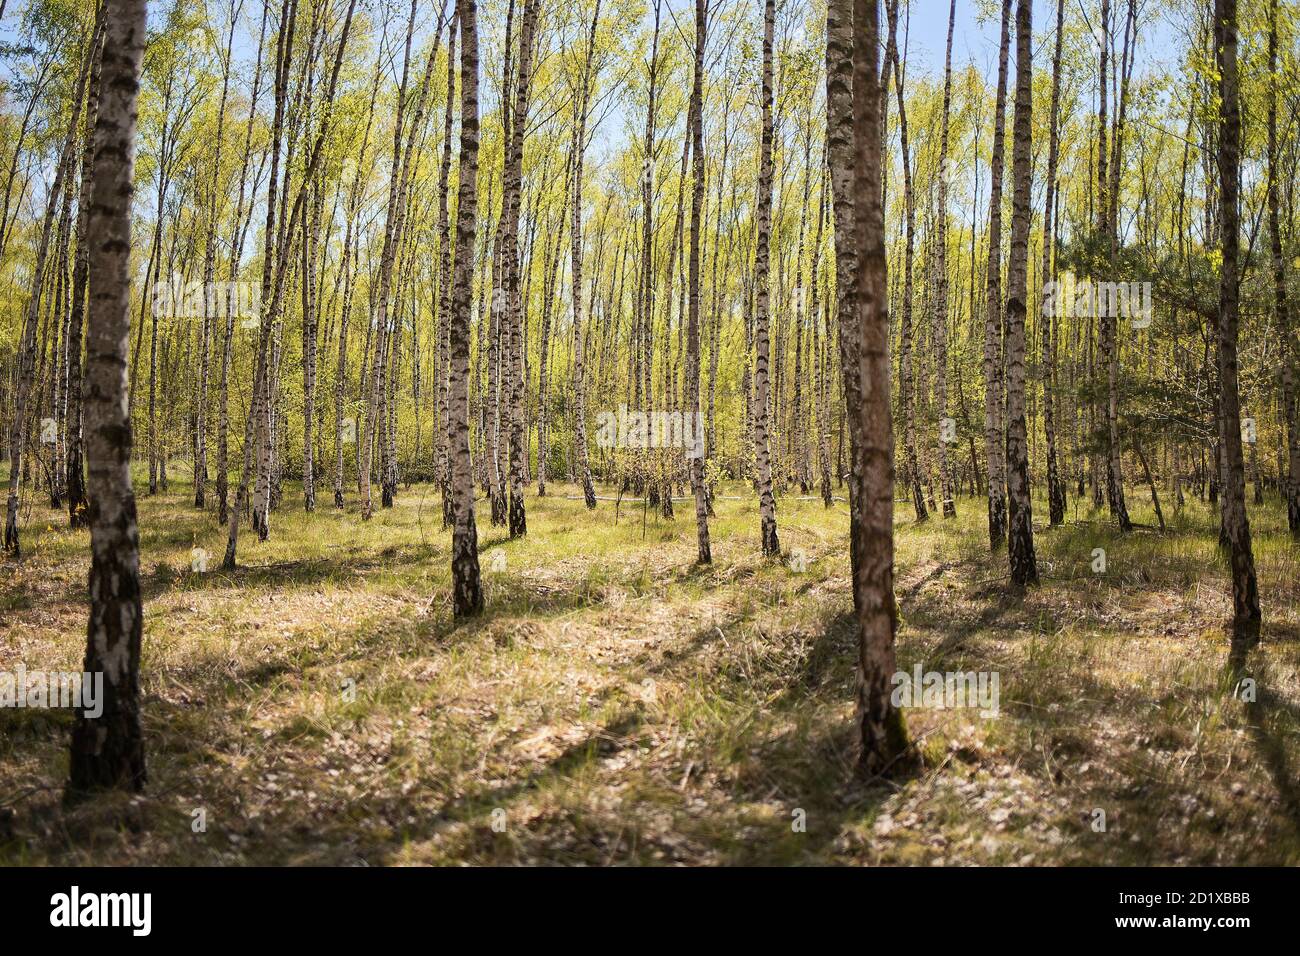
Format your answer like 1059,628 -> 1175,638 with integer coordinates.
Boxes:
933,0 -> 956,519
569,0 -> 601,511
833,0 -> 908,775
449,0 -> 484,618
753,0 -> 780,557
685,0 -> 711,564
67,0 -> 147,797
1005,0 -> 1037,587
1214,0 -> 1260,642
887,0 -> 925,523
64,15 -> 106,530
1267,0 -> 1298,536
982,0 -> 1011,550
1040,0 -> 1065,527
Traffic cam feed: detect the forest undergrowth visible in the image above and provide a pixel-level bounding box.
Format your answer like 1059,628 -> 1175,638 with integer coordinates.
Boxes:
3,470 -> 1297,865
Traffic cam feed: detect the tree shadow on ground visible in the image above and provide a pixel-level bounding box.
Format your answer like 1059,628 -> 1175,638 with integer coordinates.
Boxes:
1229,638 -> 1300,842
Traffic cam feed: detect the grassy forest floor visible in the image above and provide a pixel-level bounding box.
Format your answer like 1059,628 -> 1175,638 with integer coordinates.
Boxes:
3,470 -> 1300,865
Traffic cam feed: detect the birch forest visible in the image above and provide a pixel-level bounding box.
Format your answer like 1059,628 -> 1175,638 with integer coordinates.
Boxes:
2,0 -> 1300,869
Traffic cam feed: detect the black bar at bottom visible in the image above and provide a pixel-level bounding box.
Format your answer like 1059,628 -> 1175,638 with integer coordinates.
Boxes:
0,865 -> 1286,942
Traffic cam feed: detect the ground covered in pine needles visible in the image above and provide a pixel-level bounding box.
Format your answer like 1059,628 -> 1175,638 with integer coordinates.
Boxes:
3,472 -> 1299,865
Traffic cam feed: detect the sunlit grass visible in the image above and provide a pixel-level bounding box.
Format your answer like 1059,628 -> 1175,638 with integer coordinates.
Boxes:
2,464 -> 1298,865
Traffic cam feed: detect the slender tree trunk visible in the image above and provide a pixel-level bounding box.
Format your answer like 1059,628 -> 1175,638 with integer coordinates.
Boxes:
1136,444 -> 1165,531
65,17 -> 106,529
505,0 -> 541,538
887,0 -> 926,522
1005,0 -> 1038,587
535,215 -> 562,496
1214,0 -> 1260,643
684,0 -> 711,563
791,129 -> 813,497
247,0 -> 296,544
483,0 -> 516,525
811,159 -> 833,509
67,0 -> 147,798
1041,0 -> 1065,526
147,267 -> 159,495
217,0 -> 268,527
364,0 -> 449,515
753,0 -> 780,557
301,186 -> 322,511
1268,0 -> 1299,535
361,0 -> 426,519
656,128 -> 688,521
449,0 -> 484,617
48,150 -> 75,512
933,0 -> 957,518
332,91 -> 374,510
705,108 -> 730,484
195,6 -> 237,511
436,12 -> 459,525
1098,0 -> 1133,532
569,0 -> 601,511
982,0 -> 1012,550
635,1 -> 662,504
833,0 -> 909,776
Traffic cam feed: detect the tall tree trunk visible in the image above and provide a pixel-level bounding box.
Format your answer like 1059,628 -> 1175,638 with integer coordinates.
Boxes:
217,0 -> 268,527
833,0 -> 908,776
1214,0 -> 1260,642
246,0 -> 296,544
505,0 -> 541,538
791,129 -> 813,496
449,0 -> 484,618
933,0 -> 957,518
705,105 -> 730,485
147,264 -> 159,495
534,212 -> 562,497
569,0 -> 601,511
982,0 -> 1012,550
65,17 -> 106,529
48,149 -> 75,511
1098,0 -> 1133,531
436,12 -> 459,525
361,0 -> 444,519
484,0 -> 516,525
301,185 -> 323,511
1102,0 -> 1133,530
332,57 -> 380,510
67,0 -> 147,798
887,0 -> 926,522
685,0 -> 711,564
1041,0 -> 1065,526
1005,0 -> 1038,587
195,4 -> 237,511
1268,0 -> 1299,535
812,158 -> 833,509
636,0 -> 662,503
753,0 -> 780,557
